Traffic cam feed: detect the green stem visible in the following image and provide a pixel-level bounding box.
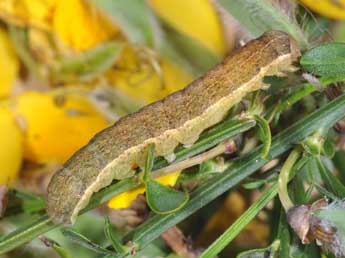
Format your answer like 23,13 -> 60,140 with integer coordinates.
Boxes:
200,183 -> 278,258
278,147 -> 302,212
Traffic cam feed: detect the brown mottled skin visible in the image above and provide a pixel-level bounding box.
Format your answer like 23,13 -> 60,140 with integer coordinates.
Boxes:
47,31 -> 301,224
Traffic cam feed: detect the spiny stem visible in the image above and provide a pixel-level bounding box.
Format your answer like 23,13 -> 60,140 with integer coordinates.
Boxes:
278,147 -> 302,211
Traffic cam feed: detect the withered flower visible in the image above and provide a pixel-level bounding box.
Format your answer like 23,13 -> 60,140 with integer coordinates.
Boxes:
287,199 -> 345,258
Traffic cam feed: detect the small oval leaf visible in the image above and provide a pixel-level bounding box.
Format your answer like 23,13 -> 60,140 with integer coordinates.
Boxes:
146,181 -> 189,214
300,43 -> 345,77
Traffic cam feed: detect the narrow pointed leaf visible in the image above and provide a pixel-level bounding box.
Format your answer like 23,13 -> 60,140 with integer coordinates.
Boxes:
52,244 -> 74,258
104,217 -> 125,254
93,0 -> 159,47
61,228 -> 112,255
55,42 -> 123,81
200,184 -> 279,258
314,184 -> 339,200
254,114 -> 271,159
143,144 -> 155,183
162,22 -> 220,75
315,157 -> 345,198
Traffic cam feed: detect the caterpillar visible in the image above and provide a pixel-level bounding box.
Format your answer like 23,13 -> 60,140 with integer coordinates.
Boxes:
47,30 -> 301,225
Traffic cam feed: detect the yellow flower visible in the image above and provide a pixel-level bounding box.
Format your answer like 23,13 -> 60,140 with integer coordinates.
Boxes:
0,27 -> 19,99
299,0 -> 345,20
13,91 -> 109,164
0,0 -> 118,52
108,46 -> 193,103
53,0 -> 118,51
0,0 -> 56,29
0,106 -> 22,185
108,171 -> 181,209
149,0 -> 226,55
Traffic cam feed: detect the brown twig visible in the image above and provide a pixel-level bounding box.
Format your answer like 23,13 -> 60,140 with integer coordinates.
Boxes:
161,226 -> 200,258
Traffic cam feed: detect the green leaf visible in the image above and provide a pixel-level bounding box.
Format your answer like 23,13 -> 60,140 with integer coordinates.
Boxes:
54,42 -> 123,81
0,214 -> 55,253
143,144 -> 155,183
93,0 -> 159,47
300,43 -> 345,77
8,26 -> 45,79
301,133 -> 323,156
333,150 -> 345,183
314,184 -> 339,200
146,181 -> 189,214
200,184 -> 279,258
320,74 -> 345,86
52,244 -> 74,258
322,138 -> 335,158
104,217 -> 125,254
236,240 -> 280,258
253,115 -> 271,159
161,22 -> 220,75
144,143 -> 189,214
61,228 -> 112,255
242,178 -> 267,190
218,0 -> 308,49
276,208 -> 290,258
315,156 -> 345,198
270,84 -> 316,125
14,190 -> 45,213
178,159 -> 226,183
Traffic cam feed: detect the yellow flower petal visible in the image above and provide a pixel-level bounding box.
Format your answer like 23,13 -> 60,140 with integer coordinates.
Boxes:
0,106 -> 23,185
13,91 -> 109,164
0,0 -> 56,29
155,171 -> 181,185
108,171 -> 181,209
149,0 -> 226,55
0,27 -> 19,98
108,46 -> 193,103
53,0 -> 118,51
299,0 -> 345,20
108,187 -> 146,209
